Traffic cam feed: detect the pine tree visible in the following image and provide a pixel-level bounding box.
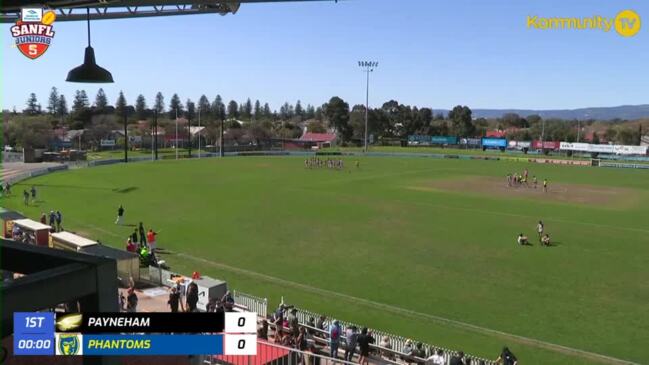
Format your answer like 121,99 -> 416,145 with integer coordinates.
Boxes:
211,95 -> 226,121
263,103 -> 272,119
115,91 -> 127,116
295,100 -> 304,118
72,90 -> 88,114
198,95 -> 210,115
47,87 -> 59,114
95,88 -> 108,111
56,95 -> 68,116
185,99 -> 196,120
243,98 -> 253,120
227,100 -> 239,119
305,104 -> 315,120
25,93 -> 40,115
254,100 -> 262,119
154,92 -> 165,114
168,93 -> 183,119
135,94 -> 147,120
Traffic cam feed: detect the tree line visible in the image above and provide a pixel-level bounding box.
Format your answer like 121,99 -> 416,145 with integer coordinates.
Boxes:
4,88 -> 646,150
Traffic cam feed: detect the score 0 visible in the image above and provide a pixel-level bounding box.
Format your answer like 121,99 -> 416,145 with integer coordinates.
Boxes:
224,312 -> 256,355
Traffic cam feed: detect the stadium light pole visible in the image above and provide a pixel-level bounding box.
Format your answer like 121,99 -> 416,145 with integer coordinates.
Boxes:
175,108 -> 178,160
358,61 -> 378,153
123,108 -> 128,163
197,107 -> 201,159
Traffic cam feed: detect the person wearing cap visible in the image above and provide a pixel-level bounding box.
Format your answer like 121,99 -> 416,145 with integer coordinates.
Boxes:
328,320 -> 341,359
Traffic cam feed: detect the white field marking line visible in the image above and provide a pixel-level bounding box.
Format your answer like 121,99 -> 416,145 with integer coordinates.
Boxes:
175,252 -> 639,365
289,186 -> 649,235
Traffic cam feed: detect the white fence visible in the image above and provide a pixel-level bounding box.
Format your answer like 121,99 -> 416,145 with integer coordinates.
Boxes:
287,306 -> 496,365
233,290 -> 268,318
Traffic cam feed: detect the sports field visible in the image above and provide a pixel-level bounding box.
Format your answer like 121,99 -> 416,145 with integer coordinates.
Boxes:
4,156 -> 649,364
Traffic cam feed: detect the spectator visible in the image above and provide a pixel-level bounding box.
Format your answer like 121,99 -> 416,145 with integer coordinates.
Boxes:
119,292 -> 126,312
495,347 -> 517,365
427,349 -> 445,365
296,326 -> 308,351
449,351 -> 465,365
315,315 -> 326,337
288,308 -> 300,338
344,326 -> 358,362
55,210 -> 62,232
131,228 -> 139,246
167,287 -> 182,312
126,237 -> 136,252
306,316 -> 316,335
115,205 -> 124,225
357,327 -> 375,365
186,282 -> 199,312
138,222 -> 146,245
308,344 -> 322,365
258,319 -> 269,340
380,336 -> 394,360
126,288 -> 138,313
222,290 -> 235,312
273,304 -> 288,332
40,212 -> 47,225
328,320 -> 341,359
147,229 -> 157,250
206,298 -> 218,312
413,342 -> 426,365
402,340 -> 414,363
49,211 -> 56,227
23,190 -> 29,205
275,327 -> 285,344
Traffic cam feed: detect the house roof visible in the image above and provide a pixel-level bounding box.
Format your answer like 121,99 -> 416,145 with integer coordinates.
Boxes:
300,132 -> 337,142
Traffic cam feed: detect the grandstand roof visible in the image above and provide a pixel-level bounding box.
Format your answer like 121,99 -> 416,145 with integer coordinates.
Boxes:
300,132 -> 337,142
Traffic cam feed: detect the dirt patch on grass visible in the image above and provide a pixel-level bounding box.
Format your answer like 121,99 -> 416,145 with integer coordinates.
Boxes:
410,177 -> 638,207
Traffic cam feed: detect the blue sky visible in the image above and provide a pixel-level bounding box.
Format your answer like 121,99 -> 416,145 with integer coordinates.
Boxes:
3,0 -> 648,112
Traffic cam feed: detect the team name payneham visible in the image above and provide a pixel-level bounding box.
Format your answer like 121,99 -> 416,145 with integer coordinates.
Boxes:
87,317 -> 150,327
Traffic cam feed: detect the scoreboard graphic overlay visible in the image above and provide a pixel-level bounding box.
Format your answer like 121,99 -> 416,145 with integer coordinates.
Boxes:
14,312 -> 257,356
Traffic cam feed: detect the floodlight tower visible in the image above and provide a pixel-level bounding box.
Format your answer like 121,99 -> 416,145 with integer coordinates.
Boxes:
358,61 -> 378,152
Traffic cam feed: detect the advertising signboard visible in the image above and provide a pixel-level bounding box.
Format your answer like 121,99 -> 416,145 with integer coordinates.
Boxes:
481,138 -> 507,148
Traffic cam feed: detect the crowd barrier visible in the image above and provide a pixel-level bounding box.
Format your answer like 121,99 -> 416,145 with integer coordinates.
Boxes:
600,162 -> 649,169
233,291 -> 268,318
286,306 -> 495,365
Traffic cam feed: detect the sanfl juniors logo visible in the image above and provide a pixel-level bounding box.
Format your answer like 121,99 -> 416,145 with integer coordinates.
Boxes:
10,8 -> 56,59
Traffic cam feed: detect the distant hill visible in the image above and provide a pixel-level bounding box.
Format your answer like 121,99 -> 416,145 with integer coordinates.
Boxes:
436,105 -> 649,121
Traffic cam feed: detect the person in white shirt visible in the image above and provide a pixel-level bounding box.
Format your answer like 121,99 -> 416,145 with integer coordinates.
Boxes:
537,220 -> 544,240
426,349 -> 445,365
517,233 -> 529,246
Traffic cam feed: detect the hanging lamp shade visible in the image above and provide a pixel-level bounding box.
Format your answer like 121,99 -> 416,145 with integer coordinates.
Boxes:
66,46 -> 113,83
66,8 -> 113,83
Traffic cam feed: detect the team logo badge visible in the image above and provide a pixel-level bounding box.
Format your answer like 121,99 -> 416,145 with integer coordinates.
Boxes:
56,333 -> 83,355
10,8 -> 56,59
56,313 -> 83,332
